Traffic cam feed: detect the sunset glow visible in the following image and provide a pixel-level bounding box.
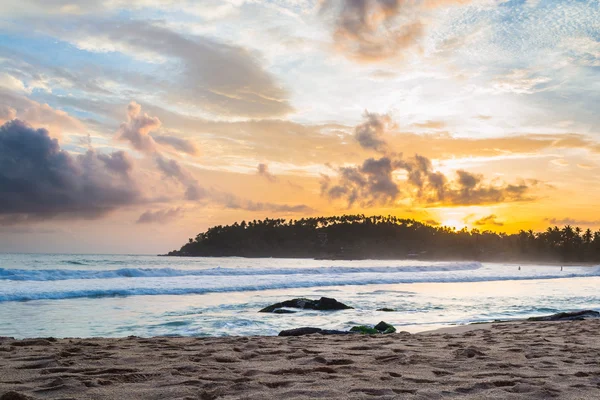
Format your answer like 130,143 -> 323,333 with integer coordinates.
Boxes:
1,0 -> 599,253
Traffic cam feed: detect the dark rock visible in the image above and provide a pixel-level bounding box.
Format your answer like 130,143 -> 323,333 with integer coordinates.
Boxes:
349,326 -> 379,334
260,297 -> 353,313
278,327 -> 352,337
320,330 -> 354,335
273,309 -> 296,314
527,310 -> 600,322
318,297 -> 352,310
376,308 -> 396,312
279,327 -> 323,336
1,392 -> 35,400
374,321 -> 396,334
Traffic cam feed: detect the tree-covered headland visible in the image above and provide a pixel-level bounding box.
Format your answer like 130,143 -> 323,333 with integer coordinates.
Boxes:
167,215 -> 600,262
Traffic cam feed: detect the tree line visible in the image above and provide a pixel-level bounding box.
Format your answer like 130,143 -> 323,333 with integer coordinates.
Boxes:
166,215 -> 600,262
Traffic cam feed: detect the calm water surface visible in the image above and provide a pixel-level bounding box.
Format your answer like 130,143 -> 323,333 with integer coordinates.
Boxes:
1,253 -> 599,338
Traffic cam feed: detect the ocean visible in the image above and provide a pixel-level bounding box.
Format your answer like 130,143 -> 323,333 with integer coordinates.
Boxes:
1,253 -> 599,339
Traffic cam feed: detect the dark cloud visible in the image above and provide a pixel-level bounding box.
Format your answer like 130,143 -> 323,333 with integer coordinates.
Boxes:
153,135 -> 198,155
97,151 -> 134,177
444,171 -> 532,206
354,111 -> 393,152
321,156 -> 400,207
116,101 -> 160,153
257,163 -> 277,182
0,119 -> 141,222
323,153 -> 535,207
136,207 -> 183,224
474,214 -> 504,227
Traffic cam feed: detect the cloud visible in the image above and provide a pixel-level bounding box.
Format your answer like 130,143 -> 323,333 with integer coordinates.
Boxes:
491,69 -> 552,95
321,0 -> 473,62
411,120 -> 446,130
0,105 -> 17,121
321,156 -> 400,207
155,155 -> 192,182
322,154 -> 535,208
440,170 -> 533,206
321,0 -> 424,62
43,18 -> 292,118
136,207 -> 183,224
546,218 -> 600,227
322,112 -> 537,208
354,111 -> 394,152
257,163 -> 277,182
0,88 -> 83,135
221,193 -> 313,213
153,135 -> 198,155
97,151 -> 134,177
561,37 -> 600,67
0,119 -> 141,222
474,214 -> 504,227
115,102 -> 205,201
154,155 -> 205,201
577,163 -> 595,170
116,101 -> 160,153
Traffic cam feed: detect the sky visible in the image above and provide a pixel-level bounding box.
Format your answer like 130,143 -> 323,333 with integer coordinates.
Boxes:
0,0 -> 599,254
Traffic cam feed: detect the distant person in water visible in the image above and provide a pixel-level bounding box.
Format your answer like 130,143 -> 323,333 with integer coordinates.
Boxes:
561,266 -> 563,271
518,266 -> 521,271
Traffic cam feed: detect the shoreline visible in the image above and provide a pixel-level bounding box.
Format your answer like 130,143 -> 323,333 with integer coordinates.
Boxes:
163,253 -> 600,267
2,319 -> 600,399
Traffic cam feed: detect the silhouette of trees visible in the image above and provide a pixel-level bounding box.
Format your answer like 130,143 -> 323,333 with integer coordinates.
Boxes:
167,215 -> 600,262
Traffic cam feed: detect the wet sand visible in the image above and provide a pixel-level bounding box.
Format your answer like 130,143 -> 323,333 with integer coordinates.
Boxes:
2,319 -> 600,399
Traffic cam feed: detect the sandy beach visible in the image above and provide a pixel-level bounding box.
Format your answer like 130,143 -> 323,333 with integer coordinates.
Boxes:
2,320 -> 600,399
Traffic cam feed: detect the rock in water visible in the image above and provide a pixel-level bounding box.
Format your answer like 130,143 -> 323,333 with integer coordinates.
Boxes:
528,310 -> 600,321
374,321 -> 396,334
278,327 -> 352,336
349,326 -> 380,334
318,297 -> 351,310
349,322 -> 397,334
272,309 -> 296,314
259,297 -> 353,313
376,308 -> 396,312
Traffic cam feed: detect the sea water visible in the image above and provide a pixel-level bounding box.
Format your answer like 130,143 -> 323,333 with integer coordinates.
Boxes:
1,253 -> 599,339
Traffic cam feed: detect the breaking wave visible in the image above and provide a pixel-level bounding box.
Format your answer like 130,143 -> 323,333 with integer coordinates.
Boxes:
0,262 -> 482,281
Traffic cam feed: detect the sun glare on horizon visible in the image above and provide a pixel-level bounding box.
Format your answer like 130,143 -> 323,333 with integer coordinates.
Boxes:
440,218 -> 468,230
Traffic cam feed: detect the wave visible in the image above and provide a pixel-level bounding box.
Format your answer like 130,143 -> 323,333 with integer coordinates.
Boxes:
61,259 -> 128,266
2,270 -> 600,302
63,261 -> 86,265
0,262 -> 482,281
